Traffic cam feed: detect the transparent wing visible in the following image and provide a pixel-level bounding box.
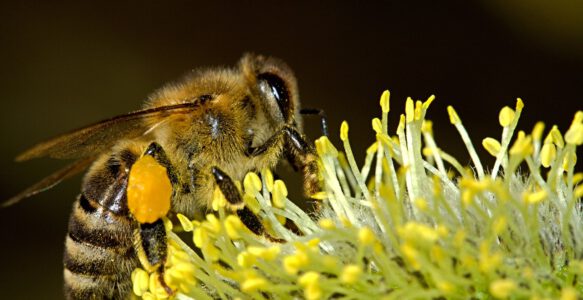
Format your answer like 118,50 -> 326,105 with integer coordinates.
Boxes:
16,102 -> 199,161
3,157 -> 95,207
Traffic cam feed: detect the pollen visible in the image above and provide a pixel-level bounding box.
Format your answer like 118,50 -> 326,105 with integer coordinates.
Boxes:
318,218 -> 335,229
421,120 -> 433,134
482,137 -> 501,157
405,97 -> 414,123
437,280 -> 455,294
310,191 -> 327,200
237,251 -> 255,268
165,260 -> 196,290
479,243 -> 502,273
376,134 -> 392,150
340,121 -> 349,141
453,229 -> 466,249
272,179 -> 287,208
523,189 -> 547,204
131,268 -> 149,296
141,292 -> 156,300
400,243 -> 420,270
130,90 -> 583,299
263,168 -> 275,192
127,155 -> 172,224
423,95 -> 435,110
372,118 -> 383,133
414,197 -> 428,212
241,277 -> 268,293
193,226 -> 208,248
283,251 -> 309,275
202,243 -> 220,262
243,193 -> 261,214
397,222 -> 439,243
532,121 -> 545,142
550,125 -> 565,148
211,185 -> 227,211
540,142 -> 556,168
575,185 -> 583,198
304,284 -> 322,300
298,272 -> 322,300
243,172 -> 262,195
203,214 -> 221,234
340,264 -> 362,284
447,106 -> 461,125
224,215 -> 244,240
176,213 -> 193,232
498,106 -> 515,127
489,279 -> 516,299
422,147 -> 434,157
561,287 -> 578,300
298,271 -> 320,286
380,90 -> 390,113
358,227 -> 376,246
509,131 -> 533,156
315,136 -> 338,157
247,245 -> 281,260
414,100 -> 423,120
565,121 -> 583,145
492,216 -> 507,235
575,111 -> 583,124
573,172 -> 583,185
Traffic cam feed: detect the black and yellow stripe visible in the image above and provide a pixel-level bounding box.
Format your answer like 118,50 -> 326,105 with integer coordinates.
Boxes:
63,150 -> 139,300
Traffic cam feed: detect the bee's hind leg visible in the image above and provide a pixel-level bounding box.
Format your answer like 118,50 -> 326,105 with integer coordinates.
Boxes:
132,142 -> 178,296
143,142 -> 179,185
135,220 -> 174,295
211,167 -> 285,243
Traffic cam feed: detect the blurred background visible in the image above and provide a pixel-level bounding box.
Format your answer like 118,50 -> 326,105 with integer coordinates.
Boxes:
1,1 -> 582,298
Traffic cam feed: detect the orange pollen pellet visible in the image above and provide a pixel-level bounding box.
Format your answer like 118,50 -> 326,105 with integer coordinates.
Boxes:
127,155 -> 172,224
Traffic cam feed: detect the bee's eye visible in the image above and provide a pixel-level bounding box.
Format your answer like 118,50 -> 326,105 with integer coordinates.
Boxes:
257,73 -> 290,120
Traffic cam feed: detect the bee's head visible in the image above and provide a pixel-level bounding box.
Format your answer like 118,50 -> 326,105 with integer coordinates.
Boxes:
240,53 -> 302,130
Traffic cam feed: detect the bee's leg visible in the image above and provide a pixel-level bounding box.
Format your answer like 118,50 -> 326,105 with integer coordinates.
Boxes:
245,127 -> 320,198
211,166 -> 285,243
300,108 -> 329,137
282,127 -> 321,198
144,142 -> 179,186
211,167 -> 243,207
244,131 -> 283,157
131,142 -> 177,295
135,220 -> 173,295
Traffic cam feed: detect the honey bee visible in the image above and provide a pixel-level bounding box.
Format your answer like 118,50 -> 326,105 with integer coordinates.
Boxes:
6,54 -> 325,300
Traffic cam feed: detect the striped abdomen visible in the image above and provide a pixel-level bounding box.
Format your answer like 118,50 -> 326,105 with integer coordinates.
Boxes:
64,152 -> 139,300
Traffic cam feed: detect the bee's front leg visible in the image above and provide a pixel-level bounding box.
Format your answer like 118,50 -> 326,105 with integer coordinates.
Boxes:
245,126 -> 321,198
281,127 -> 321,198
211,166 -> 285,243
128,142 -> 177,295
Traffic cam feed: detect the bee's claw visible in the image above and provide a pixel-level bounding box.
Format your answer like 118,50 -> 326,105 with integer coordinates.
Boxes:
157,270 -> 175,297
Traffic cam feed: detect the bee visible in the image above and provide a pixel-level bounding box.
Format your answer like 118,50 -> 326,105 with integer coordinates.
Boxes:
6,54 -> 325,300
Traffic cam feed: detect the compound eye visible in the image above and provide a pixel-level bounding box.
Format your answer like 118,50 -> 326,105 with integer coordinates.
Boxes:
257,72 -> 290,121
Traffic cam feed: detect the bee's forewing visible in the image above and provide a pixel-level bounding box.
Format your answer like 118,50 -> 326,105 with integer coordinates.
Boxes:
16,102 -> 200,161
3,157 -> 95,207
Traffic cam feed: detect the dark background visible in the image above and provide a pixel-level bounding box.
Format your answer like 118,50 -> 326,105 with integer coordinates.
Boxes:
1,1 -> 582,298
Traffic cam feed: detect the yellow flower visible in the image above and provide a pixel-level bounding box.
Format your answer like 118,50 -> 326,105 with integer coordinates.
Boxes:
340,264 -> 362,284
489,279 -> 516,299
129,90 -> 582,300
